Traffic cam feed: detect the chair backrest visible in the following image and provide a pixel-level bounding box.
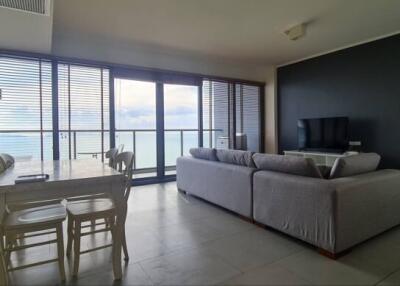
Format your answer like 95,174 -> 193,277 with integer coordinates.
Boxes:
114,151 -> 134,201
117,144 -> 125,154
105,148 -> 118,168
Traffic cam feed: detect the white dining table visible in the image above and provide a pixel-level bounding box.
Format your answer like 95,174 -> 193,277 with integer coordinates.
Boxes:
0,159 -> 126,285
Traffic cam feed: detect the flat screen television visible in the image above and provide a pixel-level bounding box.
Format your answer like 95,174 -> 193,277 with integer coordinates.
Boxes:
297,117 -> 349,153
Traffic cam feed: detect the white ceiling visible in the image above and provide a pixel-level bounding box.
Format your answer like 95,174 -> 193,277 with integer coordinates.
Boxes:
53,0 -> 400,66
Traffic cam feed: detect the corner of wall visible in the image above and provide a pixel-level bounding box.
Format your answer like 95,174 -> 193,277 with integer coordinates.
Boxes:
264,66 -> 278,154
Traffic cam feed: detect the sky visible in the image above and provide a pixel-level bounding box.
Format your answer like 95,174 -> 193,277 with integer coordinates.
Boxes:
115,79 -> 198,130
0,59 -> 199,132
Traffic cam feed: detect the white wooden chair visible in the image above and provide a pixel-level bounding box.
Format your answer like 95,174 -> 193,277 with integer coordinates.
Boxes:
1,199 -> 66,281
66,151 -> 134,277
105,148 -> 118,168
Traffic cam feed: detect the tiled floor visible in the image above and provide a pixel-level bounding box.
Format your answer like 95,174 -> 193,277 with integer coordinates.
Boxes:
7,182 -> 400,285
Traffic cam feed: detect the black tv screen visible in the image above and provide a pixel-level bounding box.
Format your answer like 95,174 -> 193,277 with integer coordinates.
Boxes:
297,117 -> 349,152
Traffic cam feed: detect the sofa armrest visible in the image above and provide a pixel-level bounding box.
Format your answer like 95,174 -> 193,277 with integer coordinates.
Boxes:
331,169 -> 400,252
177,156 -> 256,217
253,170 -> 337,252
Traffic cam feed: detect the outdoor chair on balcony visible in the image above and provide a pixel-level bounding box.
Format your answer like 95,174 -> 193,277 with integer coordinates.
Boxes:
105,148 -> 118,168
117,144 -> 124,154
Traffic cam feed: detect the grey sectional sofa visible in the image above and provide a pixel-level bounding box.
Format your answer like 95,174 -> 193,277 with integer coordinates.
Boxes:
176,148 -> 400,256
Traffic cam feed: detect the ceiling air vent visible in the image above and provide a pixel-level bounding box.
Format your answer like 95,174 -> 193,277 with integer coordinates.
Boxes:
0,0 -> 49,15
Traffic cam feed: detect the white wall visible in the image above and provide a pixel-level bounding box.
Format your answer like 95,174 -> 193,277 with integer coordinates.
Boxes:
51,31 -> 270,82
0,4 -> 53,53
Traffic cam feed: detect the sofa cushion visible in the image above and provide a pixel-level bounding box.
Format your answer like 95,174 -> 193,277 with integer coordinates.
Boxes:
216,149 -> 255,167
189,148 -> 218,161
253,153 -> 322,178
329,153 -> 381,179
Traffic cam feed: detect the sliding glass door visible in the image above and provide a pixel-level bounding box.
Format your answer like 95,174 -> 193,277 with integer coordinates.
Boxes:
112,75 -> 263,183
114,78 -> 157,179
164,84 -> 199,175
113,76 -> 200,182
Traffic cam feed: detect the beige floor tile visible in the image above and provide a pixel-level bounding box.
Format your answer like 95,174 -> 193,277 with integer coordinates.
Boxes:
69,263 -> 153,286
139,247 -> 240,285
195,212 -> 256,236
372,226 -> 400,247
8,262 -> 62,286
340,234 -> 400,274
377,269 -> 400,285
205,228 -> 303,272
151,220 -> 228,251
277,249 -> 390,285
221,264 -> 312,285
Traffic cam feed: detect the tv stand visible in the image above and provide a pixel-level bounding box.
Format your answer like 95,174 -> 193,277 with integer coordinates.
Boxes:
284,150 -> 347,167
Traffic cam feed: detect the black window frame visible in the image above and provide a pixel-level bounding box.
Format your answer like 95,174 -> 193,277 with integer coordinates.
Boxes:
0,48 -> 265,185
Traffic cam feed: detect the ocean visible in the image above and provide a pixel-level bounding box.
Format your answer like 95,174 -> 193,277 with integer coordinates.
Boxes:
0,131 -> 203,168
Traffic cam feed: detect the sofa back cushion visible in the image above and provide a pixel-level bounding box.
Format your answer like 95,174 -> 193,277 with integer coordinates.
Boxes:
216,149 -> 255,167
189,148 -> 218,161
253,153 -> 322,178
329,153 -> 381,179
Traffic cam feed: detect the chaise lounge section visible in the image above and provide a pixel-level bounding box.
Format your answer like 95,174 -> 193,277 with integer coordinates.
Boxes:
253,168 -> 400,255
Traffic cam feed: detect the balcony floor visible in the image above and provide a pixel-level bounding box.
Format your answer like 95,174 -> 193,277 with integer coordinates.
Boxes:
7,182 -> 400,285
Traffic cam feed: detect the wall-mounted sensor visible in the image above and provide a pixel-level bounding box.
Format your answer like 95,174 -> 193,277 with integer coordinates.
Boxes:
349,141 -> 362,146
348,141 -> 362,153
284,23 -> 306,41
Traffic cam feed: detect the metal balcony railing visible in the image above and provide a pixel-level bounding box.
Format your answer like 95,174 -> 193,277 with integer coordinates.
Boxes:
0,129 -> 222,174
114,128 -> 221,172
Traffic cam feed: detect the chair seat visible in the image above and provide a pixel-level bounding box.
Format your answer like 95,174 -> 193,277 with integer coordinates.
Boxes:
4,204 -> 66,229
67,198 -> 115,219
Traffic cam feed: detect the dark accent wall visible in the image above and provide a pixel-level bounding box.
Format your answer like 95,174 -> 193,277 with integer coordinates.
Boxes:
278,34 -> 400,168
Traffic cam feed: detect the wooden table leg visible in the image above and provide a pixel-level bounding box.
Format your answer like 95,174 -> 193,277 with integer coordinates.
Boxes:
0,194 -> 8,286
111,181 -> 124,280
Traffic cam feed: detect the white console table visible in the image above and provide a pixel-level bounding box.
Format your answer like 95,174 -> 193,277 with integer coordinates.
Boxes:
284,150 -> 347,167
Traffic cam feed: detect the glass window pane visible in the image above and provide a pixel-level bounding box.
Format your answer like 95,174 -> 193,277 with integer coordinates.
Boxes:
164,84 -> 198,175
0,56 -> 52,161
115,79 -> 157,178
58,64 -> 110,161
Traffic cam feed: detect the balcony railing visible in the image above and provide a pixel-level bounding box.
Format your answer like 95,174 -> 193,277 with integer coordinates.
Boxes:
114,128 -> 221,172
0,129 -> 222,174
